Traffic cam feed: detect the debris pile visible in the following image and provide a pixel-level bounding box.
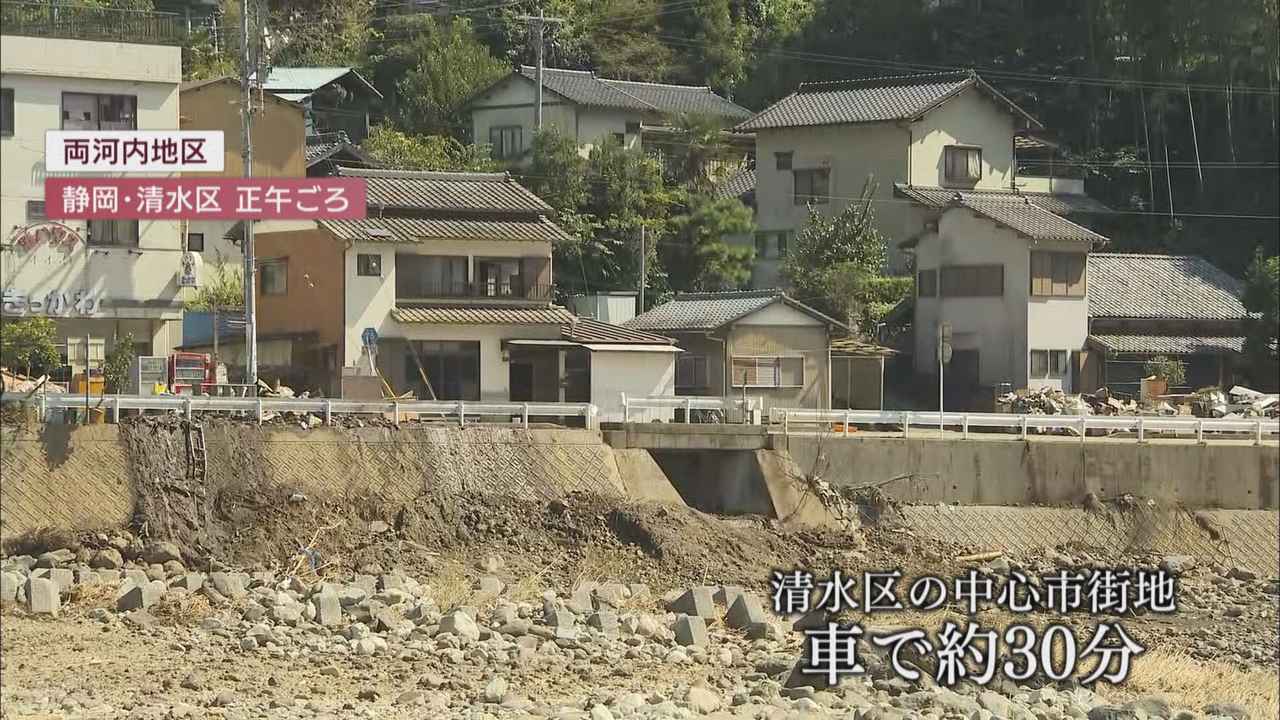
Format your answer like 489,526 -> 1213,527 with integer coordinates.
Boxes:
997,386 -> 1096,415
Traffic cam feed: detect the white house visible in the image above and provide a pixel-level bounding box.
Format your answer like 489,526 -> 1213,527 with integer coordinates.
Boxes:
1,17 -> 187,374
732,70 -> 1117,404
732,70 -> 1106,279
463,66 -> 753,162
251,168 -> 679,420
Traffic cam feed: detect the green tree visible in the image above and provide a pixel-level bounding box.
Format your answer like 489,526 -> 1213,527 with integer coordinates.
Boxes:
664,192 -> 755,292
1143,355 -> 1187,388
0,317 -> 61,378
266,0 -> 374,67
1242,249 -> 1279,389
102,333 -> 137,394
782,177 -> 904,333
366,14 -> 508,136
185,262 -> 244,365
582,0 -> 674,81
662,113 -> 733,190
582,138 -> 677,295
362,126 -> 499,172
665,0 -> 750,92
521,129 -> 596,246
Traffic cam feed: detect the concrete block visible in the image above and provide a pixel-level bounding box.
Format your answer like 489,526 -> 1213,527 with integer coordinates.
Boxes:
46,568 -> 75,595
725,594 -> 767,630
714,585 -> 747,608
209,572 -> 247,600
124,568 -> 150,587
674,615 -> 709,647
439,611 -> 480,642
667,587 -> 716,619
587,611 -> 619,636
0,572 -> 22,606
312,589 -> 342,627
593,583 -> 629,609
170,573 -> 205,592
379,573 -> 405,592
476,575 -> 505,598
74,568 -> 100,587
546,609 -> 576,629
26,577 -> 60,615
353,575 -> 377,594
116,579 -> 163,612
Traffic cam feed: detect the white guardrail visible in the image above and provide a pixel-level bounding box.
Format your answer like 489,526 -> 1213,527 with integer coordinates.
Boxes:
771,408 -> 1280,445
25,394 -> 599,430
620,394 -> 759,423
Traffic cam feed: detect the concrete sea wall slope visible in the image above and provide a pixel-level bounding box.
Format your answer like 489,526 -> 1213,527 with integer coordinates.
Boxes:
2,422 -> 1276,576
779,434 -> 1280,509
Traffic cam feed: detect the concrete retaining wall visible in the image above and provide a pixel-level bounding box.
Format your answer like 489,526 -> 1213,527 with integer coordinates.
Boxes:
0,423 -> 628,542
778,435 -> 1280,509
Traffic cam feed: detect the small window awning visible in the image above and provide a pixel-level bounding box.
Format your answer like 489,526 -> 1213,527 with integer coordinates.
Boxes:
579,343 -> 683,353
504,339 -> 580,348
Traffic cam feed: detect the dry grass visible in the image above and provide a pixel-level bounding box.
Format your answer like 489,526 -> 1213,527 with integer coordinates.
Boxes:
1098,647 -> 1279,720
150,591 -> 215,625
571,543 -> 643,592
67,582 -> 115,611
425,554 -> 473,612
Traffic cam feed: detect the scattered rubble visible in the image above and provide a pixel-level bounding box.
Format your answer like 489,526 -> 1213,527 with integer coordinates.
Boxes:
1,506 -> 1275,719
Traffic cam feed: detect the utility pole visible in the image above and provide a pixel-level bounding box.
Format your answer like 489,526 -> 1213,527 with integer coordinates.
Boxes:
240,0 -> 258,390
638,225 -> 646,315
519,8 -> 563,130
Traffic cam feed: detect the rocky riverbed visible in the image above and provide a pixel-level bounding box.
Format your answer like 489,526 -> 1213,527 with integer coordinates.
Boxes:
1,527 -> 1275,720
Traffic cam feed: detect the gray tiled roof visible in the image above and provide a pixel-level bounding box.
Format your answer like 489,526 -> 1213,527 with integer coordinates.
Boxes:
518,67 -> 652,111
1087,334 -> 1245,355
305,132 -> 370,167
713,167 -> 755,200
958,197 -> 1108,245
393,306 -> 574,325
514,67 -> 750,119
601,79 -> 752,120
893,183 -> 1110,214
336,167 -> 554,214
736,71 -> 1039,131
625,290 -> 845,331
563,318 -> 674,345
1087,254 -> 1248,321
319,216 -> 569,244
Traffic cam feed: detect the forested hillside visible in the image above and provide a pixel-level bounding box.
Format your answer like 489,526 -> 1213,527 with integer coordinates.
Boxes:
171,0 -> 1277,335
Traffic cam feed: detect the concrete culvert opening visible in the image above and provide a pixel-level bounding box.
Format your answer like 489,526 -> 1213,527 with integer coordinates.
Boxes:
647,449 -> 775,516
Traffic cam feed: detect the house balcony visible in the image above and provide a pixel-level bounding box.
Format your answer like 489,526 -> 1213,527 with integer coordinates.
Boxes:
394,280 -> 555,305
0,1 -> 187,45
1014,175 -> 1085,195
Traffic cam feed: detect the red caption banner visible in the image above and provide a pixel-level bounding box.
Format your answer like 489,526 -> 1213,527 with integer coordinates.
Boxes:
45,178 -> 368,220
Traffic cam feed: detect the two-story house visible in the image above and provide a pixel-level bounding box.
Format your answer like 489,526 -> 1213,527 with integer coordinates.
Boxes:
1,7 -> 188,374
259,66 -> 382,143
463,66 -> 753,172
251,167 -> 680,417
732,70 -> 1106,281
733,70 -> 1120,404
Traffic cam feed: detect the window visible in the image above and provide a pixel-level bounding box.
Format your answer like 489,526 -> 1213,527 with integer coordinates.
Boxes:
260,260 -> 288,295
917,268 -> 937,297
611,132 -> 625,144
944,145 -> 982,183
1031,349 -> 1069,378
793,168 -> 829,204
476,258 -> 521,297
61,93 -> 137,130
731,356 -> 804,388
397,254 -> 468,298
357,253 -> 381,277
407,341 -> 480,400
625,120 -> 641,135
1030,251 -> 1086,297
26,200 -> 46,222
775,151 -> 793,170
87,220 -> 138,247
488,125 -> 522,159
1,88 -> 13,136
940,264 -> 1003,297
776,232 -> 789,257
754,232 -> 769,258
676,354 -> 709,389
186,233 -> 204,252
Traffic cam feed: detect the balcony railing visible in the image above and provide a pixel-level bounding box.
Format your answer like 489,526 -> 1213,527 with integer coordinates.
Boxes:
1,2 -> 186,46
396,280 -> 555,303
